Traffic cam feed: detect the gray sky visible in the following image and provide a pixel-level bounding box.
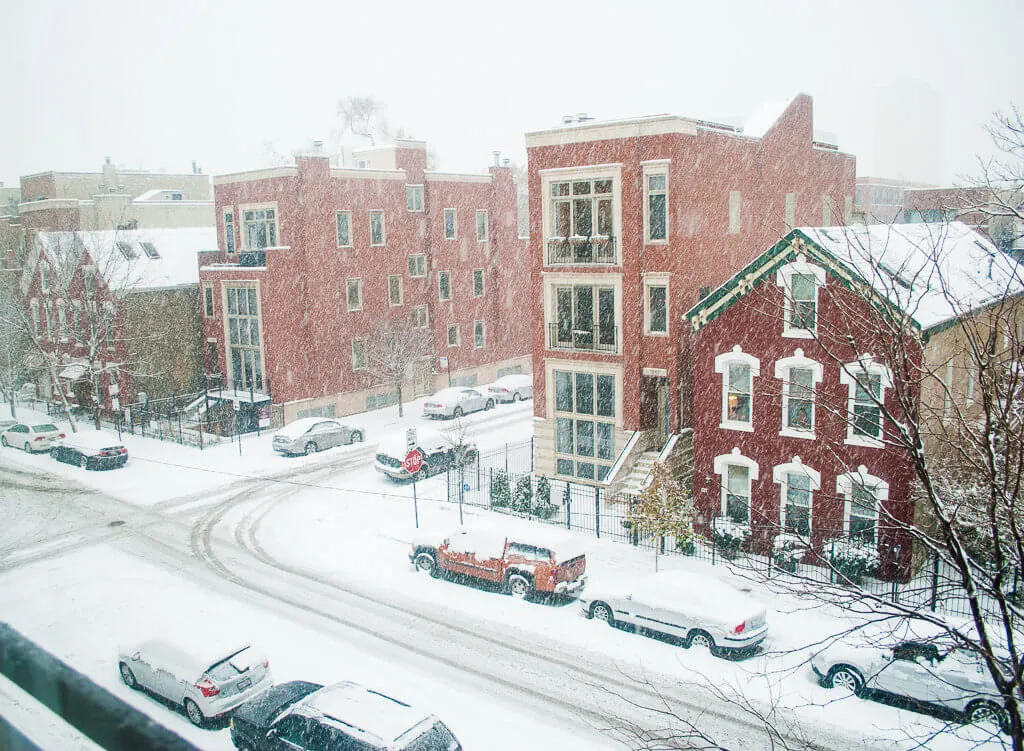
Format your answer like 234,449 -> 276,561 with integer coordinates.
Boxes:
3,0 -> 1022,186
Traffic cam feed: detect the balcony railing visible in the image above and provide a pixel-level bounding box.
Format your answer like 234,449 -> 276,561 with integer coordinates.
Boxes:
238,250 -> 266,267
548,323 -> 619,354
546,235 -> 617,265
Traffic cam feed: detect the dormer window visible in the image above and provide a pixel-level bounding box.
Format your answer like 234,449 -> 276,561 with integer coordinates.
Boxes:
777,256 -> 826,338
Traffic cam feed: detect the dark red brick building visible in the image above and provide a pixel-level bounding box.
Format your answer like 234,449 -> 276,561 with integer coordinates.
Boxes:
198,141 -> 530,422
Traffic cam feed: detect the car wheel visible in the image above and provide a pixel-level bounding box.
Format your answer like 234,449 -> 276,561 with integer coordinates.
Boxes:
118,663 -> 137,689
304,441 -> 317,455
591,601 -> 615,626
507,574 -> 532,599
452,407 -> 463,418
79,454 -> 89,470
485,398 -> 495,410
350,430 -> 363,443
826,665 -> 864,695
415,552 -> 440,578
184,698 -> 205,727
687,630 -> 716,652
1,435 -> 7,447
512,392 -> 521,402
966,700 -> 1008,732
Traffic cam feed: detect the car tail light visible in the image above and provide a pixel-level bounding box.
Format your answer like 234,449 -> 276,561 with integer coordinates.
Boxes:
195,678 -> 220,697
58,434 -> 65,439
34,436 -> 44,441
733,621 -> 746,635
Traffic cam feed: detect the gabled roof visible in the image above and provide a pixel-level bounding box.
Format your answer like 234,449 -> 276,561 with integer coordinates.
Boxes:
34,227 -> 216,292
686,222 -> 1019,333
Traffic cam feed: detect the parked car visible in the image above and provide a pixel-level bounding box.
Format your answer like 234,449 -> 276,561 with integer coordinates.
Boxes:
411,527 -> 587,599
484,374 -> 533,403
0,419 -> 16,433
422,387 -> 494,419
1,421 -> 65,452
271,417 -> 365,456
579,570 -> 768,655
117,639 -> 272,727
229,680 -> 461,750
51,430 -> 128,470
811,633 -> 1010,731
375,429 -> 478,481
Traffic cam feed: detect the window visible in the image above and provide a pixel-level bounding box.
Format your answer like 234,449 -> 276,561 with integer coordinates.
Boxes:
777,258 -> 826,337
438,271 -> 451,301
822,196 -> 832,226
444,208 -> 457,239
775,350 -> 823,437
645,171 -> 667,242
729,191 -> 741,234
472,268 -> 484,297
336,211 -> 352,247
388,275 -> 403,306
713,449 -> 758,525
408,254 -> 426,277
43,300 -> 53,341
406,185 -> 424,212
346,278 -> 362,312
140,241 -> 159,259
203,283 -> 214,318
29,299 -> 39,338
39,263 -> 49,294
83,268 -> 95,299
103,301 -> 115,349
943,360 -> 954,417
841,359 -> 891,446
225,286 -> 264,392
645,281 -> 667,335
476,210 -> 488,242
243,207 -> 277,249
474,320 -> 485,348
411,305 -> 429,328
369,211 -> 386,246
715,347 -> 759,431
966,369 -> 975,404
553,369 -> 616,481
352,338 -> 366,370
224,210 -> 235,253
71,300 -> 82,344
837,468 -> 888,543
552,284 -> 616,352
447,323 -> 460,347
785,193 -> 796,227
550,178 -> 614,239
773,460 -> 820,536
116,241 -> 136,260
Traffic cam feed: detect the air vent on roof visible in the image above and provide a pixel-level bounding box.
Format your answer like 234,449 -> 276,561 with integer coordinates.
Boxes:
116,241 -> 137,260
140,241 -> 159,259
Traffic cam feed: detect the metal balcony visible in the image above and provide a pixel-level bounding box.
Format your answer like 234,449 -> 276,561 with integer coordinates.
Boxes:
546,235 -> 617,265
548,323 -> 619,354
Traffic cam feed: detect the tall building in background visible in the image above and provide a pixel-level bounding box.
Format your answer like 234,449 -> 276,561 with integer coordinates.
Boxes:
873,81 -> 945,185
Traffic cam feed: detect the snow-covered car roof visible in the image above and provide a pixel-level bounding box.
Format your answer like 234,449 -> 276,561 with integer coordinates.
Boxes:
123,638 -> 262,679
376,428 -> 457,458
306,682 -> 430,743
488,374 -> 532,388
627,571 -> 764,624
58,430 -> 122,452
429,387 -> 478,402
274,417 -> 335,439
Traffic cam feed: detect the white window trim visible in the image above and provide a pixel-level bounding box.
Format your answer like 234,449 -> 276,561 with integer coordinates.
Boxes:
438,270 -> 452,302
773,348 -> 823,439
224,208 -> 236,254
411,305 -> 429,329
336,210 -> 353,248
239,202 -> 279,250
776,256 -> 826,339
712,448 -> 759,520
476,210 -> 488,242
444,208 -> 457,240
643,272 -> 670,337
472,268 -> 485,298
409,254 -> 427,278
388,275 -> 404,307
714,346 -> 760,432
474,320 -> 485,348
642,163 -> 669,244
369,210 -> 386,246
406,185 -> 424,213
346,278 -> 362,312
836,466 -> 888,537
540,164 -> 623,265
772,458 -> 821,536
840,356 -> 893,448
447,323 -> 460,348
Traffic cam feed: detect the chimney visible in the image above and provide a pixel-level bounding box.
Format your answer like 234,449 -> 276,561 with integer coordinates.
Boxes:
192,160 -> 198,174
492,151 -> 501,168
313,140 -> 324,155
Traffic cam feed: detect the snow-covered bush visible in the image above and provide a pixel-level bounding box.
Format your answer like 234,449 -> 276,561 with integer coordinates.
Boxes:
772,533 -> 807,573
490,469 -> 511,508
513,473 -> 533,512
531,475 -> 557,519
824,538 -> 879,584
711,517 -> 750,559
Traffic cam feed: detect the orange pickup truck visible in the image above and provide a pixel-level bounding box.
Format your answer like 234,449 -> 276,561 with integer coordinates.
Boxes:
410,528 -> 587,599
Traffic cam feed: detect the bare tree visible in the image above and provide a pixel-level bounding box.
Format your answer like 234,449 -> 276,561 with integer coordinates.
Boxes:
0,278 -> 30,418
363,316 -> 433,418
337,95 -> 404,148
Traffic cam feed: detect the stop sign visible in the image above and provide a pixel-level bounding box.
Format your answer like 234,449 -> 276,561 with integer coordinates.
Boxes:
403,449 -> 424,474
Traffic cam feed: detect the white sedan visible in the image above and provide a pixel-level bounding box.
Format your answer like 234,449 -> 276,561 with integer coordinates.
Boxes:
422,387 -> 494,419
580,570 -> 768,655
485,374 -> 534,403
117,639 -> 272,726
1,421 -> 65,452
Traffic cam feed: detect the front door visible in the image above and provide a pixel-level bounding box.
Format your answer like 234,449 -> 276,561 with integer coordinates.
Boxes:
656,379 -> 669,444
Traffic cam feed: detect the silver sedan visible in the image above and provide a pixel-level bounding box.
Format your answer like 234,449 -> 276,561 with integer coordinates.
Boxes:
422,387 -> 494,419
272,418 -> 365,455
485,374 -> 534,403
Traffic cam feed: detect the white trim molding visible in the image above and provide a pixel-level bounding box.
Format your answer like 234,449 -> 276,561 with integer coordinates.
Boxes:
714,345 -> 760,432
772,456 -> 821,535
776,255 -> 827,339
839,355 -> 893,448
836,465 -> 889,537
774,348 -> 824,440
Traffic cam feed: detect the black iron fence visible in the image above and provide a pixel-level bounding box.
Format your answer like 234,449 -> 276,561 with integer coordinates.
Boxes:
446,438 -> 1015,622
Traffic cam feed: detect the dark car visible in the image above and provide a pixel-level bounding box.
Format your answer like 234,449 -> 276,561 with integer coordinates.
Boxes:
230,680 -> 461,750
50,430 -> 128,470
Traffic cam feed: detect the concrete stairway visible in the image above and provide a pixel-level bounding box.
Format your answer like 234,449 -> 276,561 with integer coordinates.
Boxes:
617,450 -> 660,496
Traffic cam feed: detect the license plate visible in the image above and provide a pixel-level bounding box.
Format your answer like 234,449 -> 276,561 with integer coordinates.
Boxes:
237,677 -> 252,691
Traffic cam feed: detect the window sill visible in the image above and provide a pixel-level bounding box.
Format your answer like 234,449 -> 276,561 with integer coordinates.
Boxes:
719,421 -> 754,433
370,243 -> 387,248
782,328 -> 816,340
845,434 -> 883,449
337,244 -> 353,249
347,308 -> 362,313
779,428 -> 816,440
644,239 -> 669,246
644,330 -> 669,338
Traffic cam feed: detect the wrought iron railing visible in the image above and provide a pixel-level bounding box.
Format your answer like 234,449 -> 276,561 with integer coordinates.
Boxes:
545,235 -> 617,265
547,323 -> 619,354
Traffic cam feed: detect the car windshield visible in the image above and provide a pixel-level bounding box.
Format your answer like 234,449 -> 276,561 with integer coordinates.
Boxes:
32,424 -> 58,432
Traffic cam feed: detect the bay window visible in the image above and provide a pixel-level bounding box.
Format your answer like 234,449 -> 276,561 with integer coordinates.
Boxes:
225,285 -> 264,392
548,177 -> 615,264
553,369 -> 617,481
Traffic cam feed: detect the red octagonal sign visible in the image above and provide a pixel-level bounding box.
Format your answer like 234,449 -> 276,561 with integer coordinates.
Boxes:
403,449 -> 424,474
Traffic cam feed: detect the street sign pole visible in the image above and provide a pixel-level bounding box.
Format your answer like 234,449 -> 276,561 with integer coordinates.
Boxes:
413,478 -> 419,529
403,448 -> 424,529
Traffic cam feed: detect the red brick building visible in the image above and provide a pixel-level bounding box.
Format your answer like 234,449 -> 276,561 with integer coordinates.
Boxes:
524,94 -> 856,485
684,228 -> 922,579
198,141 -> 530,422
